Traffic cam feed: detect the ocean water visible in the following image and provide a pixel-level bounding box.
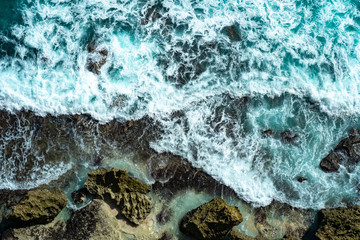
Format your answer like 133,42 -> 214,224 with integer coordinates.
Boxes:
0,0 -> 360,209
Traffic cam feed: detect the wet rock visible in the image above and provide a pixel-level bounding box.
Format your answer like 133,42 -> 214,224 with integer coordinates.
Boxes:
296,177 -> 307,183
227,228 -> 257,240
156,207 -> 173,225
320,133 -> 360,173
141,4 -> 162,25
1,220 -> 66,240
180,198 -> 243,240
150,153 -> 238,199
86,43 -> 108,74
223,25 -> 242,41
254,209 -> 277,239
158,232 -> 174,240
280,130 -> 299,144
84,168 -> 152,225
320,152 -> 343,172
65,199 -> 159,240
6,188 -> 67,227
116,192 -> 152,225
252,202 -> 315,240
261,129 -> 275,137
84,168 -> 151,195
315,206 -> 360,240
71,188 -> 89,204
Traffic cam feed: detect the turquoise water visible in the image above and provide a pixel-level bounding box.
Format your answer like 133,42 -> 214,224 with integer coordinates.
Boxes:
0,0 -> 360,209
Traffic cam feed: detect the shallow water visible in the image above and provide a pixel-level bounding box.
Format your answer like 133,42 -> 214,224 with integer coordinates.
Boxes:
1,0 -> 360,209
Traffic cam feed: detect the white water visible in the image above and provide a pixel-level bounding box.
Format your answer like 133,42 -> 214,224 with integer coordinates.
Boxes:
1,0 -> 360,209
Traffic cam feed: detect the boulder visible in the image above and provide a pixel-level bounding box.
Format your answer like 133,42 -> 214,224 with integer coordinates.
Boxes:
6,188 -> 67,227
315,206 -> 360,240
84,168 -> 152,225
320,133 -> 360,172
180,198 -> 243,240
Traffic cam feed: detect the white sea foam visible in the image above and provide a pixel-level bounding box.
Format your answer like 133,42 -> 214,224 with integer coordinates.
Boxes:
0,0 -> 360,208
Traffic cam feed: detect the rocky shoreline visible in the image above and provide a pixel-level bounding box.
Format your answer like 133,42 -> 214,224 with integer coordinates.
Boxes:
0,110 -> 359,239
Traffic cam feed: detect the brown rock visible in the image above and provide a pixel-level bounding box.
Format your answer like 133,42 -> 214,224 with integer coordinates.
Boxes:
84,168 -> 152,225
180,198 -> 243,240
315,206 -> 360,240
6,188 -> 67,227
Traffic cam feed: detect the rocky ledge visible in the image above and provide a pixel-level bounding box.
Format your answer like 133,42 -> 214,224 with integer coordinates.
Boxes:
315,206 -> 360,240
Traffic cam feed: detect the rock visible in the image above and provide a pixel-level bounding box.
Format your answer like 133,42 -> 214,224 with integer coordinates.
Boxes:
261,129 -> 275,137
84,168 -> 151,196
116,192 -> 152,225
65,199 -> 159,240
315,206 -> 360,240
141,5 -> 162,25
180,198 -> 243,240
158,232 -> 174,240
6,188 -> 67,227
254,209 -> 277,239
296,177 -> 307,183
150,153 -> 238,199
227,228 -> 257,240
320,133 -> 360,173
156,207 -> 173,225
86,44 -> 108,74
84,168 -> 152,224
223,25 -> 241,41
280,130 -> 299,144
71,188 -> 89,204
1,220 -> 66,240
3,199 -> 160,240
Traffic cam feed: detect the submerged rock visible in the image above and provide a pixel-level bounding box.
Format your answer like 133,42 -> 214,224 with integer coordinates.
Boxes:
315,206 -> 360,240
320,133 -> 360,172
180,198 -> 243,240
6,188 -> 67,227
223,25 -> 242,42
71,188 -> 89,204
227,228 -> 258,240
84,168 -> 152,225
280,130 -> 299,144
86,43 -> 108,74
150,153 -> 238,199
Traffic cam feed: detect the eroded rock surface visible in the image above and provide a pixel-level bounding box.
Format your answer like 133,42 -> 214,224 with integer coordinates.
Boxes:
315,206 -> 360,240
84,168 -> 152,225
180,198 -> 243,240
6,188 -> 67,227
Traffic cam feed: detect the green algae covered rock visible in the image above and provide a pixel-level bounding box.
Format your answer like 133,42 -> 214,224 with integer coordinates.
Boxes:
84,168 -> 152,225
315,206 -> 360,240
180,198 -> 243,240
6,188 -> 67,226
